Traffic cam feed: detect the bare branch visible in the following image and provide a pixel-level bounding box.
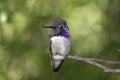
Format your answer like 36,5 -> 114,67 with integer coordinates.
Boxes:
67,54 -> 120,73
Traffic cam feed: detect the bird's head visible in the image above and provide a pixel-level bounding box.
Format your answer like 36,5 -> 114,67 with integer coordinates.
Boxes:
43,18 -> 71,39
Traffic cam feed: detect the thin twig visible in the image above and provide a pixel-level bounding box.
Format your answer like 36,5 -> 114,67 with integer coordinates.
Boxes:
67,54 -> 120,73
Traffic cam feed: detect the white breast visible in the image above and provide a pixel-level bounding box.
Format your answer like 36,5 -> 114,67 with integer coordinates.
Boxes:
51,36 -> 71,60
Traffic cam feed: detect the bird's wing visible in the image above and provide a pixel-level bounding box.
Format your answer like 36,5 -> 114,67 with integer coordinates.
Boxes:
49,40 -> 64,72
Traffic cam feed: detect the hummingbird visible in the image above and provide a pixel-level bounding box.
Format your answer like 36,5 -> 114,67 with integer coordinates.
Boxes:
43,18 -> 71,72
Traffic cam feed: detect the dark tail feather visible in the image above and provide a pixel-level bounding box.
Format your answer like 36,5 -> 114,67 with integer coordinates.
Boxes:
52,59 -> 64,72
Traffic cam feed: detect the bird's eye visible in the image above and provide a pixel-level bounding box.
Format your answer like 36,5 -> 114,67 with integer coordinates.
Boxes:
59,25 -> 64,29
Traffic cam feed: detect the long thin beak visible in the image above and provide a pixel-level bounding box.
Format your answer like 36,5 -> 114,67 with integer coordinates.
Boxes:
42,26 -> 55,29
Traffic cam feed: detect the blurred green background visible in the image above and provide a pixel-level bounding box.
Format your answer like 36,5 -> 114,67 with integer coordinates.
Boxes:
0,0 -> 120,80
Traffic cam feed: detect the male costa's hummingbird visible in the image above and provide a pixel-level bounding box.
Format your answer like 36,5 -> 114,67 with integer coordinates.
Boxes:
43,18 -> 71,72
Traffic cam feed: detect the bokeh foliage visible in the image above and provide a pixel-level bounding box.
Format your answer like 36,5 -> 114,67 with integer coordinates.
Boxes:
0,0 -> 120,80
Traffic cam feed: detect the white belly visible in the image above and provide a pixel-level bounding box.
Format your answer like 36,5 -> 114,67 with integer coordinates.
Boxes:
51,36 -> 71,59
